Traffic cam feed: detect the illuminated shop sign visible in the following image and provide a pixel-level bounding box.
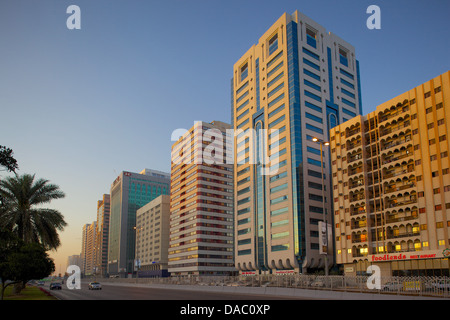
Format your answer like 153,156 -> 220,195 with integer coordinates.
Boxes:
369,249 -> 448,262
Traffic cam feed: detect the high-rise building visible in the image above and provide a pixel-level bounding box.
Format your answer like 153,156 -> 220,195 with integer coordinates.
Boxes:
168,121 -> 235,276
330,71 -> 450,277
135,194 -> 171,277
232,10 -> 362,274
67,254 -> 82,271
95,194 -> 110,277
107,169 -> 170,277
81,222 -> 97,276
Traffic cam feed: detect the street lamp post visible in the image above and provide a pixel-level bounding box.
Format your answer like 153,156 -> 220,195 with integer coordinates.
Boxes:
312,137 -> 330,276
133,226 -> 143,282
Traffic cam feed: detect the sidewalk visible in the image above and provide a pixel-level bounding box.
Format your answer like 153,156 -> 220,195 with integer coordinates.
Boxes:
102,281 -> 445,300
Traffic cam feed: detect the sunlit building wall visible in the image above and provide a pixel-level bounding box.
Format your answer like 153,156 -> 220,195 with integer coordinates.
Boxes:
232,10 -> 362,274
330,71 -> 450,277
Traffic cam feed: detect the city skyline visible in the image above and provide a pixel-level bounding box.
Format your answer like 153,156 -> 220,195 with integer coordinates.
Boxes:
0,0 -> 449,275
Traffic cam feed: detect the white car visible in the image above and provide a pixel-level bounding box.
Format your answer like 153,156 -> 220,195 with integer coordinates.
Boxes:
88,282 -> 102,290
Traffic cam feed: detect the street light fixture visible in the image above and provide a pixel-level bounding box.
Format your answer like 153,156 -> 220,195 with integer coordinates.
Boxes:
133,226 -> 143,281
311,137 -> 330,276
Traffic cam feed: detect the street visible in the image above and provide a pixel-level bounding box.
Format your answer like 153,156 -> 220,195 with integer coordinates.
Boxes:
44,280 -> 303,300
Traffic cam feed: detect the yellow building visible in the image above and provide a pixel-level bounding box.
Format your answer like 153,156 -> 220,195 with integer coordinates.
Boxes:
330,71 -> 450,277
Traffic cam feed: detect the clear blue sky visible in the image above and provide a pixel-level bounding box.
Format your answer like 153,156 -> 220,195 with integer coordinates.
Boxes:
0,0 -> 449,273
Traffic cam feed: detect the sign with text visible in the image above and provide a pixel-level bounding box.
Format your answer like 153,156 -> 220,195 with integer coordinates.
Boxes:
369,249 -> 447,262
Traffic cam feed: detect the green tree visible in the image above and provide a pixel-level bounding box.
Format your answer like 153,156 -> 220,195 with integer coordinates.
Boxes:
0,145 -> 18,173
0,230 -> 55,299
8,242 -> 55,295
0,229 -> 21,300
0,174 -> 67,250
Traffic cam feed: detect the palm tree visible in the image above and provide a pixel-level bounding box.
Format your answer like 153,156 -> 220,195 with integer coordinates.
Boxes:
0,174 -> 67,250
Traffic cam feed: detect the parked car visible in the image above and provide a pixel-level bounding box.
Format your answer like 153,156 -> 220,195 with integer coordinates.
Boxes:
88,282 -> 102,290
381,281 -> 403,291
431,279 -> 450,291
37,281 -> 45,286
49,282 -> 62,290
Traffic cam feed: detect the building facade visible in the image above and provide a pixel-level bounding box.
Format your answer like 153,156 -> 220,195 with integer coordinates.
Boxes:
107,169 -> 170,277
67,254 -> 82,272
135,194 -> 171,277
232,10 -> 362,274
330,71 -> 450,277
168,121 -> 235,276
95,194 -> 110,277
81,222 -> 97,276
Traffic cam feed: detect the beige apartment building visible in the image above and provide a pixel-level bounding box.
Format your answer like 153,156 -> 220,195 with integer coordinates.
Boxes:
135,194 -> 171,277
330,71 -> 450,277
168,120 -> 235,276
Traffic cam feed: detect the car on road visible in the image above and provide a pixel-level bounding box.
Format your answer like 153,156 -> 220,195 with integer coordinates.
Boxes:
37,281 -> 45,286
88,282 -> 102,290
50,282 -> 62,290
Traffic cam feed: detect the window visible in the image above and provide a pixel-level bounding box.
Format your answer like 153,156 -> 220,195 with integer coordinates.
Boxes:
339,48 -> 348,67
439,135 -> 447,142
441,151 -> 448,158
429,139 -> 435,145
437,222 -> 444,228
433,188 -> 440,194
268,33 -> 278,55
426,107 -> 433,114
306,27 -> 317,48
305,112 -> 323,124
270,183 -> 288,194
438,119 -> 445,126
304,79 -> 321,92
430,154 -> 437,161
435,86 -> 442,93
240,63 -> 248,82
424,91 -> 431,98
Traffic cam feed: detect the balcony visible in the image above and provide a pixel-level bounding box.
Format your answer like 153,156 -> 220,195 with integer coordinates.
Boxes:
384,182 -> 415,194
386,197 -> 417,209
382,168 -> 414,180
386,231 -> 420,240
381,135 -> 412,152
382,149 -> 413,165
347,140 -> 362,151
379,121 -> 410,137
385,211 -> 419,224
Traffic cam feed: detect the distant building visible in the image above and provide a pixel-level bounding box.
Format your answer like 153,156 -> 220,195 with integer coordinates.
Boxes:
81,222 -> 97,276
95,194 -> 110,277
330,71 -> 450,277
107,169 -> 170,277
67,254 -> 82,271
135,194 -> 171,277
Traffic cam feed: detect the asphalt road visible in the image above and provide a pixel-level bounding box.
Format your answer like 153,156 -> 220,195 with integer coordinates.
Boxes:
43,280 -> 303,300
